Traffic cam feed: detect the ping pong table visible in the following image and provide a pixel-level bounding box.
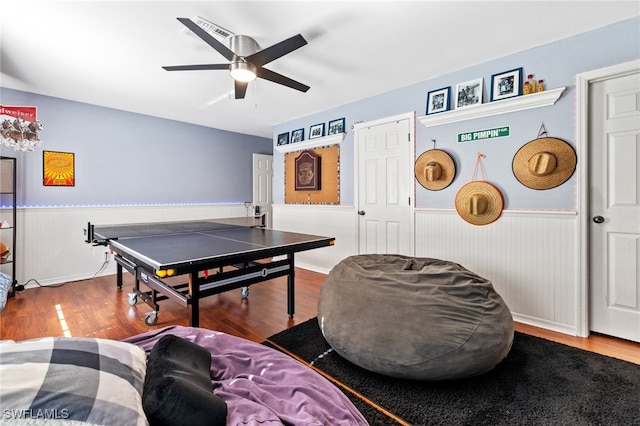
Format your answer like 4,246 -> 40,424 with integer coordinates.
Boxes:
86,216 -> 334,327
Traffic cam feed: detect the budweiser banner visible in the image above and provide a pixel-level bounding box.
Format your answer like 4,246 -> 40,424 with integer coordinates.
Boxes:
1,105 -> 43,152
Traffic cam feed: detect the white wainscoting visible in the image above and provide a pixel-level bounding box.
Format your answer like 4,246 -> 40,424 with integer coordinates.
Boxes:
272,204 -> 358,274
274,205 -> 580,334
11,204 -> 248,287
415,208 -> 579,335
12,203 -> 581,335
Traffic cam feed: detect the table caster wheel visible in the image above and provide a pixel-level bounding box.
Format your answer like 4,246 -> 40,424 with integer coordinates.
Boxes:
127,293 -> 137,306
144,311 -> 158,326
241,286 -> 249,298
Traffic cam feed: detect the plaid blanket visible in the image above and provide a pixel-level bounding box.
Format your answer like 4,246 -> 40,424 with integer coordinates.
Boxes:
0,337 -> 147,425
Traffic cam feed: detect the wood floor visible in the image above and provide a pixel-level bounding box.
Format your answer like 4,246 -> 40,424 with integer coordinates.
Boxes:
1,268 -> 638,365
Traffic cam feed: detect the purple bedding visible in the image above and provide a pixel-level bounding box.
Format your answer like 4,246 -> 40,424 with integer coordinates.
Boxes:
123,325 -> 368,426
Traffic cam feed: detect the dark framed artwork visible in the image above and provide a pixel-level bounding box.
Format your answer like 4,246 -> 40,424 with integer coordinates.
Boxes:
328,118 -> 345,135
277,132 -> 290,146
455,78 -> 483,109
309,123 -> 325,139
294,150 -> 321,190
426,87 -> 451,115
43,150 -> 75,186
491,67 -> 523,101
291,128 -> 304,143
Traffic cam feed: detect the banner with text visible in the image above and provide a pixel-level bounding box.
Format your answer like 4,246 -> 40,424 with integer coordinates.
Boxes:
1,105 -> 42,152
458,126 -> 510,143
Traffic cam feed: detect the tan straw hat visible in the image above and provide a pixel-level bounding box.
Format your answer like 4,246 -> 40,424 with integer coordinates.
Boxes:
414,149 -> 456,190
512,137 -> 577,190
455,181 -> 504,226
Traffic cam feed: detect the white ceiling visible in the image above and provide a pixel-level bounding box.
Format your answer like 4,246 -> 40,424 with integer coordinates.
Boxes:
2,1 -> 638,138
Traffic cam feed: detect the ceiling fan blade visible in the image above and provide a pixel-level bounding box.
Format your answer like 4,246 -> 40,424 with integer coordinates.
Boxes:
246,34 -> 307,67
163,64 -> 230,71
176,17 -> 236,61
256,67 -> 310,93
235,80 -> 248,99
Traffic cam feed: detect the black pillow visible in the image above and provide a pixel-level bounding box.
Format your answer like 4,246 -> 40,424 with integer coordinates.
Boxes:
142,334 -> 227,426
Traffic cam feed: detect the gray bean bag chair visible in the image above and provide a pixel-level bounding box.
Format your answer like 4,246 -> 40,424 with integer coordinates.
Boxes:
318,254 -> 514,380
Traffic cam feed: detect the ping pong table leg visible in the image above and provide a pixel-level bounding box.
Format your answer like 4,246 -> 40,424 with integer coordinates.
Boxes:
287,254 -> 295,319
188,271 -> 200,327
116,263 -> 123,289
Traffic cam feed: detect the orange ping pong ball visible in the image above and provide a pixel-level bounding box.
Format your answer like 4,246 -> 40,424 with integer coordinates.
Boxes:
166,269 -> 175,276
156,270 -> 167,278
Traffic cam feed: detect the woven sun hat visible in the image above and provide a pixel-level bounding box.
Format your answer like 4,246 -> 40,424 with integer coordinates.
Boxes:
455,181 -> 504,226
414,149 -> 456,190
512,137 -> 577,190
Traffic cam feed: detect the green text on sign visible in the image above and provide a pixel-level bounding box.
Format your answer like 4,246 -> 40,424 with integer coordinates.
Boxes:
458,126 -> 510,143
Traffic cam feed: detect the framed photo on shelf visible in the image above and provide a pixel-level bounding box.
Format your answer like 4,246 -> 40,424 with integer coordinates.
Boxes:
426,87 -> 451,115
291,128 -> 304,143
491,67 -> 523,101
277,132 -> 290,146
455,78 -> 483,109
309,123 -> 325,139
328,118 -> 345,135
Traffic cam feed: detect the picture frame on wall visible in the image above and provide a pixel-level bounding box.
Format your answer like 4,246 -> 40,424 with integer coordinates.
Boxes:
309,123 -> 325,139
291,128 -> 304,143
328,118 -> 345,135
455,78 -> 483,109
426,87 -> 451,115
277,132 -> 290,146
43,150 -> 75,187
294,150 -> 321,191
491,67 -> 523,101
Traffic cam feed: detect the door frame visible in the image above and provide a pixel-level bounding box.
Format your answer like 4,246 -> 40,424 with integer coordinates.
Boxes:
353,111 -> 416,256
576,59 -> 640,338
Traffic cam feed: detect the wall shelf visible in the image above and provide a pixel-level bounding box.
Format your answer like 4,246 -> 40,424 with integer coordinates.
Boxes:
418,87 -> 565,128
0,156 -> 18,298
276,132 -> 345,153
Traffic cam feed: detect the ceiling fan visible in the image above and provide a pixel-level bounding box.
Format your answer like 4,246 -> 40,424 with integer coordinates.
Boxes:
163,18 -> 310,99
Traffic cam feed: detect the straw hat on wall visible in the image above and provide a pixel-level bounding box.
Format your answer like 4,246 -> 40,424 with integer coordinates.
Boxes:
415,149 -> 456,191
455,181 -> 504,226
512,137 -> 577,190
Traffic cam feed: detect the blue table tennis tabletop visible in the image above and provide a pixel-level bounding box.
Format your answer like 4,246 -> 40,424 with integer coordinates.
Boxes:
88,218 -> 335,327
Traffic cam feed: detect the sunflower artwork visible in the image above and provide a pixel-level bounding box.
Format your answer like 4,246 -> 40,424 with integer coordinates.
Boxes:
43,150 -> 75,186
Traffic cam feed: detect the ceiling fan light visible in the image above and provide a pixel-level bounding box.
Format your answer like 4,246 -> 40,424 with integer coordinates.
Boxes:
230,62 -> 257,82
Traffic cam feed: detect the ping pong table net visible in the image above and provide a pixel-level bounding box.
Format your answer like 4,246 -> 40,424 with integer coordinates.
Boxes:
85,215 -> 266,246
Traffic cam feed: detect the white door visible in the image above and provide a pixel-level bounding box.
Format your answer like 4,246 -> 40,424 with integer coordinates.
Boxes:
252,153 -> 273,228
589,69 -> 640,342
356,114 -> 413,255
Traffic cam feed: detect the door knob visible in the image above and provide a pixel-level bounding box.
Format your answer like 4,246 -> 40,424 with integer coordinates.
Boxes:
358,210 -> 366,216
592,216 -> 604,224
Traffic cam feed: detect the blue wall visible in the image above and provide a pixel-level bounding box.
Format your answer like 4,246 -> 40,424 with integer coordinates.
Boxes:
2,17 -> 637,210
273,17 -> 640,211
0,89 -> 272,206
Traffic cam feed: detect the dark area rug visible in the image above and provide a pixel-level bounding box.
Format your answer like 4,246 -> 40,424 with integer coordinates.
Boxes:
264,318 -> 640,426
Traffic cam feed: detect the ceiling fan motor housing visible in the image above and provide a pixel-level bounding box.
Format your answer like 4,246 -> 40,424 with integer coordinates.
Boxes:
229,34 -> 260,57
229,35 -> 260,82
